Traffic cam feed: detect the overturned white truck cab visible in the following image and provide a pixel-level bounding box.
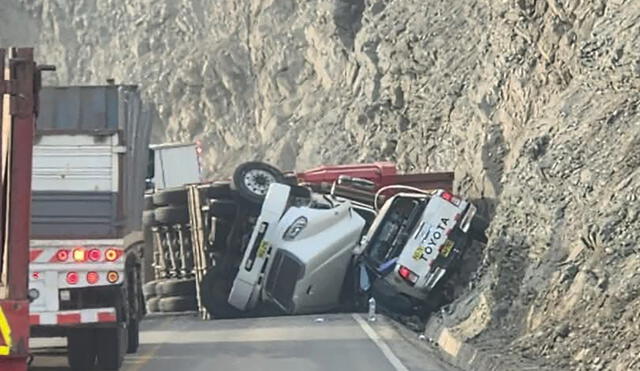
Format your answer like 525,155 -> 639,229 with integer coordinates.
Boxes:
228,183 -> 369,314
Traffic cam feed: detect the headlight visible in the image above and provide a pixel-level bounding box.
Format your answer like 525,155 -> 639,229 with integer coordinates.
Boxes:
282,216 -> 308,241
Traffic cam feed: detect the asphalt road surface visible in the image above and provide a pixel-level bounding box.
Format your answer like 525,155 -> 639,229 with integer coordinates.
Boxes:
29,313 -> 456,371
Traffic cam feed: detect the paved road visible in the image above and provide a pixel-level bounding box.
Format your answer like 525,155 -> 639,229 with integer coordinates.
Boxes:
30,313 -> 456,371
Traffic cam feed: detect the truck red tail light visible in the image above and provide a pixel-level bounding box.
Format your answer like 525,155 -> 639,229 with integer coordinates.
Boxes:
86,271 -> 99,284
56,249 -> 70,262
72,248 -> 87,262
88,249 -> 102,262
66,272 -> 79,285
398,266 -> 419,285
105,248 -> 121,262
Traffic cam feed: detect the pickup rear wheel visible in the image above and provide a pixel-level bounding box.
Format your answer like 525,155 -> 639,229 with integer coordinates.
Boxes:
469,214 -> 489,243
67,329 -> 97,371
231,162 -> 285,205
96,326 -> 126,370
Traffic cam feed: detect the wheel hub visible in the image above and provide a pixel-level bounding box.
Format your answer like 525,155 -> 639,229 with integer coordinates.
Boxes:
243,169 -> 277,196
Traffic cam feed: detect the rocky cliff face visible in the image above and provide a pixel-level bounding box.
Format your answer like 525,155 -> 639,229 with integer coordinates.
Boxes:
3,0 -> 640,369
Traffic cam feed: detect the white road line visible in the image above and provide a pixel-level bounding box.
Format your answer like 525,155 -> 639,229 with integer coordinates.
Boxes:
352,313 -> 410,371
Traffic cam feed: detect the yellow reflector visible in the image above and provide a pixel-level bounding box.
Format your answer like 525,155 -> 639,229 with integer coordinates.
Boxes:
107,271 -> 119,283
72,248 -> 86,262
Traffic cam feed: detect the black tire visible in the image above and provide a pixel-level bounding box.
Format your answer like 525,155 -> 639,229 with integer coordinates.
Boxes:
126,317 -> 140,354
202,181 -> 232,199
142,280 -> 159,299
157,278 -> 196,297
142,210 -> 158,227
208,199 -> 237,218
153,186 -> 188,206
146,297 -> 161,313
144,194 -> 155,210
155,205 -> 189,225
96,326 -> 126,371
200,269 -> 244,319
469,214 -> 489,244
158,295 -> 197,312
230,161 -> 285,205
67,329 -> 97,371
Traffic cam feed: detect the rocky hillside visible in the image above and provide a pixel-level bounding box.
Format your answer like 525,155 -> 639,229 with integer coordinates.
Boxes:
3,0 -> 640,369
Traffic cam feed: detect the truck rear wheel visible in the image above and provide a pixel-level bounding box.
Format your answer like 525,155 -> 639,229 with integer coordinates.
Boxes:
143,210 -> 158,227
153,186 -> 188,206
144,193 -> 155,210
142,280 -> 159,298
127,316 -> 140,354
158,295 -> 197,312
157,278 -> 196,297
155,205 -> 189,225
96,326 -> 126,370
67,329 -> 97,371
146,296 -> 161,313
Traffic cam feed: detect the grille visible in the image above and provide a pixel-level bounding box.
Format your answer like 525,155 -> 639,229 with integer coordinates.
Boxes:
264,250 -> 304,313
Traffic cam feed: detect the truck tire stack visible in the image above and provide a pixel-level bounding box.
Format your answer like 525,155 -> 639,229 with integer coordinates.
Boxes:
143,278 -> 197,313
141,162 -> 289,317
142,186 -> 196,313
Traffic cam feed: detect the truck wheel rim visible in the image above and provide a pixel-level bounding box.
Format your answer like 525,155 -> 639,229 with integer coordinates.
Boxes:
243,169 -> 276,196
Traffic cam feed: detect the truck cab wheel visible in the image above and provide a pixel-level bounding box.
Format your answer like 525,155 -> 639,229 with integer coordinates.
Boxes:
231,162 -> 285,205
96,326 -> 127,370
67,329 -> 97,371
200,270 -> 243,319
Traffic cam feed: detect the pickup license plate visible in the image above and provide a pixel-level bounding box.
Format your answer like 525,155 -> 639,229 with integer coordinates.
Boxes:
440,240 -> 454,257
257,240 -> 270,258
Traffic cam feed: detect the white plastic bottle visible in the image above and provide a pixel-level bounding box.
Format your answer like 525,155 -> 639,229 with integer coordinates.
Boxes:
368,297 -> 376,322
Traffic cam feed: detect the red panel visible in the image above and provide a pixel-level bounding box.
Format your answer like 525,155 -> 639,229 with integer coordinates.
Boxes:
56,313 -> 81,325
97,312 -> 117,323
28,249 -> 43,263
6,48 -> 36,300
1,48 -> 37,371
297,162 -> 397,188
28,315 -> 39,326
